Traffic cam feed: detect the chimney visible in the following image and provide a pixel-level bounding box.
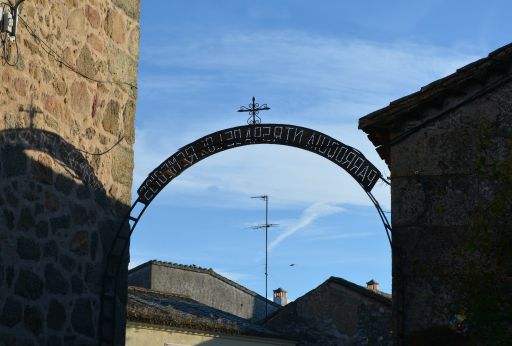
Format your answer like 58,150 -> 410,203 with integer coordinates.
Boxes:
273,288 -> 287,306
366,279 -> 379,292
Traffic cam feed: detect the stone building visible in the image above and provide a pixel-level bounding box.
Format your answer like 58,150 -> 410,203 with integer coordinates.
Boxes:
129,261 -> 392,345
126,286 -> 296,346
0,1 -> 140,345
359,43 -> 512,344
128,260 -> 281,322
264,277 -> 392,346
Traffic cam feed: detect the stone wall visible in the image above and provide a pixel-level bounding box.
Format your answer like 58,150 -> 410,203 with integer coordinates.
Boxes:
126,262 -> 151,289
359,45 -> 512,344
390,79 -> 512,343
0,0 -> 140,345
128,261 -> 280,322
264,277 -> 392,346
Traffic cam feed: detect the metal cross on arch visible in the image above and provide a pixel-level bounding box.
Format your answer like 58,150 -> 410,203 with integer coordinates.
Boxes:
238,96 -> 270,125
98,98 -> 393,345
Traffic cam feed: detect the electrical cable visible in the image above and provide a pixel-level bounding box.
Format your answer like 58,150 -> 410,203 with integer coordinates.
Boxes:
16,14 -> 137,89
1,33 -> 19,66
0,1 -> 130,156
1,1 -> 20,66
77,135 -> 125,156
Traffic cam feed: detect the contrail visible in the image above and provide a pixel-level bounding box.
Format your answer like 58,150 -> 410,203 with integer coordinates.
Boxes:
268,203 -> 344,252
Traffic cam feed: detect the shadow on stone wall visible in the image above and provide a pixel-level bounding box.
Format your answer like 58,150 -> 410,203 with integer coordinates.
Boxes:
0,127 -> 129,345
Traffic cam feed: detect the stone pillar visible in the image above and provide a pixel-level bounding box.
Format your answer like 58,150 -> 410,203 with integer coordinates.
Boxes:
0,1 -> 140,345
389,82 -> 512,343
359,48 -> 512,344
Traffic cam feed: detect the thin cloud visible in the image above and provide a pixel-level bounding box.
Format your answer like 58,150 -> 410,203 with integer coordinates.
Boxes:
214,269 -> 249,282
134,33 -> 476,209
140,31 -> 478,103
268,203 -> 345,252
309,231 -> 376,241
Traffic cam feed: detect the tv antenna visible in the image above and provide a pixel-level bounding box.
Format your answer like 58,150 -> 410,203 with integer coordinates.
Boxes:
250,195 -> 278,318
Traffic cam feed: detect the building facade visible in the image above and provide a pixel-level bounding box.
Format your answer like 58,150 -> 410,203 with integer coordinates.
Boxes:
264,277 -> 392,346
359,43 -> 512,344
0,1 -> 140,344
126,286 -> 295,346
128,260 -> 280,322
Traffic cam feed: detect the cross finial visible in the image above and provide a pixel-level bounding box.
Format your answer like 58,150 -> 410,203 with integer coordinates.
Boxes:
238,96 -> 270,125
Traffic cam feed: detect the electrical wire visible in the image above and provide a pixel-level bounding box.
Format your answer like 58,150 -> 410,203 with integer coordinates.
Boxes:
77,135 -> 125,156
17,14 -> 137,89
1,34 -> 19,66
0,3 -> 16,66
0,2 -> 20,66
0,1 -> 130,155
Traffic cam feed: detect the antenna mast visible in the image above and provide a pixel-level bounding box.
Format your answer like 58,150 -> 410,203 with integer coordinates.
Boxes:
250,195 -> 278,318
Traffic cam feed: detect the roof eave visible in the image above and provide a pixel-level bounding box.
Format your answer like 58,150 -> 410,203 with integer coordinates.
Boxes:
358,42 -> 512,163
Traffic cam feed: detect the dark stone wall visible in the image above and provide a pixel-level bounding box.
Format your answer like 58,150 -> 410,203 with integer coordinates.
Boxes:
264,280 -> 392,346
0,145 -> 128,345
127,264 -> 151,289
390,81 -> 512,343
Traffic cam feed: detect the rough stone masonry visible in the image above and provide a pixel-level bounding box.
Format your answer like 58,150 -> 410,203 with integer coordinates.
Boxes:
359,43 -> 512,345
0,1 -> 140,345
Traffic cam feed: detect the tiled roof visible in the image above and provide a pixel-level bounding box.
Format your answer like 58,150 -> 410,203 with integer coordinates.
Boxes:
129,259 -> 212,273
359,43 -> 512,163
264,276 -> 391,325
129,260 -> 280,308
327,276 -> 392,303
127,286 -> 287,338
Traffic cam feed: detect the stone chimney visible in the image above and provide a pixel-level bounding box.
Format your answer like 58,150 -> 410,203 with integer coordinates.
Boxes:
366,279 -> 379,291
273,288 -> 287,306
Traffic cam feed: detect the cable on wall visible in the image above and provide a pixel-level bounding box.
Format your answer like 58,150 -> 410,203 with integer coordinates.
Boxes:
77,135 -> 125,157
0,0 -> 137,89
0,1 -> 20,66
17,15 -> 137,89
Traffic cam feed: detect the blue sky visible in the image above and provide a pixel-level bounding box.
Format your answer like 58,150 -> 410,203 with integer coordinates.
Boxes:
129,0 -> 510,300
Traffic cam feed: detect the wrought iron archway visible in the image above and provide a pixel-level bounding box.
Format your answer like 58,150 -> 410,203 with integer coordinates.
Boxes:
99,123 -> 392,345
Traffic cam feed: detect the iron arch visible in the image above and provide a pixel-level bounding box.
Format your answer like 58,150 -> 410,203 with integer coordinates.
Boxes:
99,123 -> 392,345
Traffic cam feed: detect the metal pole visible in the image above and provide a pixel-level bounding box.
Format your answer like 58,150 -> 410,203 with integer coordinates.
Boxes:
250,194 -> 276,319
265,195 -> 268,318
252,97 -> 257,125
